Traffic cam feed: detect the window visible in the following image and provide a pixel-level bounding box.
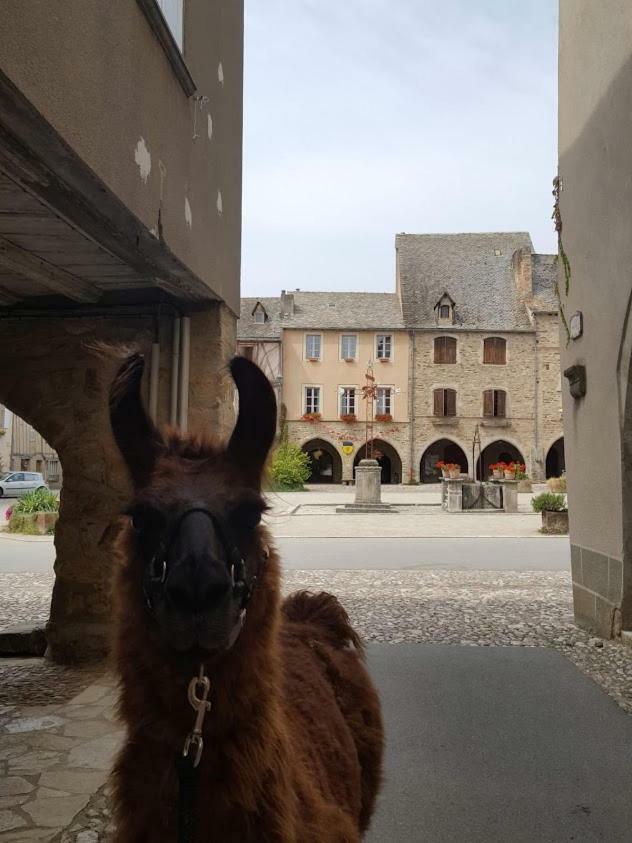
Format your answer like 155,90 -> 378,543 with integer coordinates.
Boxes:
483,337 -> 507,365
434,336 -> 457,364
439,305 -> 451,319
305,334 -> 322,360
483,389 -> 507,418
433,388 -> 456,417
340,387 -> 356,416
304,387 -> 321,415
254,310 -> 265,324
240,345 -> 254,361
340,334 -> 357,360
156,0 -> 183,49
376,334 -> 392,360
376,387 -> 392,416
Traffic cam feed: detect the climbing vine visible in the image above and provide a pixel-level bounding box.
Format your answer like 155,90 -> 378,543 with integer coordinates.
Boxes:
552,175 -> 571,345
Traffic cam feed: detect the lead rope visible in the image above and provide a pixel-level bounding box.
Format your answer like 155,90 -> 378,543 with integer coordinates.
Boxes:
178,665 -> 211,843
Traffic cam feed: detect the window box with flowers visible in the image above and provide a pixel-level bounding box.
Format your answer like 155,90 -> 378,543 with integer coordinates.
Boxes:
375,413 -> 392,423
339,413 -> 357,423
302,412 -> 322,422
437,460 -> 460,478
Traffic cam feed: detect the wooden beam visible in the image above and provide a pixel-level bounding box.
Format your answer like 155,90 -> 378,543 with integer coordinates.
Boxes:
0,235 -> 99,303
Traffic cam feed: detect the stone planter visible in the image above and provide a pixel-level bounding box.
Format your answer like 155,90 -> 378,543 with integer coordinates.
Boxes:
541,509 -> 569,534
517,478 -> 532,493
8,510 -> 59,535
492,470 -> 503,480
448,469 -> 460,479
504,471 -> 515,480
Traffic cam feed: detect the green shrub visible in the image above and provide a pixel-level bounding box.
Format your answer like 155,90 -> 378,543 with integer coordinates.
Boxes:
531,492 -> 566,513
14,488 -> 59,514
268,443 -> 311,491
7,513 -> 40,535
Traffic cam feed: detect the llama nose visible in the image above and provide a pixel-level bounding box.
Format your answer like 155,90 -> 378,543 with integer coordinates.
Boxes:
165,560 -> 232,613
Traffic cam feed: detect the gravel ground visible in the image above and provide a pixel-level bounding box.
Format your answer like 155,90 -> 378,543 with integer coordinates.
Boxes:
3,568 -> 632,841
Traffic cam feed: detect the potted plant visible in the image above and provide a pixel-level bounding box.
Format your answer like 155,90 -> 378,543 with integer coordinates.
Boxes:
301,412 -> 322,422
375,413 -> 392,422
339,413 -> 357,423
490,462 -> 504,480
435,459 -> 447,478
513,463 -> 531,492
531,492 -> 568,534
504,461 -> 517,480
445,462 -> 461,479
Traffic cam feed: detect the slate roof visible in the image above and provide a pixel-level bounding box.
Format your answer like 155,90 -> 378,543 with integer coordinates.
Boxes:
396,232 -> 543,330
238,291 -> 404,339
531,254 -> 559,312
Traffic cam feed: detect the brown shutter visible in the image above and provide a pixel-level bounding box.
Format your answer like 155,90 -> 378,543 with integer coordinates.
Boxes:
496,390 -> 506,417
446,337 -> 456,363
434,337 -> 444,363
433,389 -> 443,416
446,389 -> 456,416
483,389 -> 493,416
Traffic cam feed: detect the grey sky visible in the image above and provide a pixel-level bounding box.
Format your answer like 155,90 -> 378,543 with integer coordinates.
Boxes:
242,0 -> 558,297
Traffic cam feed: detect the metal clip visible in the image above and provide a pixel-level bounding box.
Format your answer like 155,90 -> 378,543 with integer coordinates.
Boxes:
182,666 -> 211,768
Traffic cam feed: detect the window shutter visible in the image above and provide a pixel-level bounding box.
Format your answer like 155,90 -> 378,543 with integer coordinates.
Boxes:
434,338 -> 444,363
446,389 -> 456,416
446,337 -> 456,363
483,389 -> 493,416
496,390 -> 506,417
433,389 -> 443,416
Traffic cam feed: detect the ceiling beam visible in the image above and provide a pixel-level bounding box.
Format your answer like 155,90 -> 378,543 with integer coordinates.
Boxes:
0,235 -> 99,303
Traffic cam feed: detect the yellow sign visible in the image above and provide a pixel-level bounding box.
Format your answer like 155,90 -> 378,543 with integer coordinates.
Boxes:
342,441 -> 354,456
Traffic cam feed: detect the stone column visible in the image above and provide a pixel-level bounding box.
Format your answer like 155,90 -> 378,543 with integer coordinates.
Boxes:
502,480 -> 519,513
354,459 -> 382,504
445,478 -> 464,512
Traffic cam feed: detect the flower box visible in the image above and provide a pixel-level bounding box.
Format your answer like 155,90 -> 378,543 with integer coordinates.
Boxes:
307,357 -> 320,362
301,412 -> 321,422
339,414 -> 357,423
375,413 -> 392,422
343,357 -> 355,363
377,357 -> 390,363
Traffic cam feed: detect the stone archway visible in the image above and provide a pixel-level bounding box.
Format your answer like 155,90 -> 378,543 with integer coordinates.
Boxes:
546,437 -> 565,478
477,440 -> 526,481
301,438 -> 343,484
354,439 -> 402,485
420,439 -> 468,483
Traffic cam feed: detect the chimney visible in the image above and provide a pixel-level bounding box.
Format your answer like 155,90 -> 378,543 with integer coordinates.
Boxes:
512,247 -> 533,300
280,290 -> 295,317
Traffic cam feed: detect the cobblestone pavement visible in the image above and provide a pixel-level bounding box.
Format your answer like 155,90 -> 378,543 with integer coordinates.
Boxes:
1,568 -> 632,840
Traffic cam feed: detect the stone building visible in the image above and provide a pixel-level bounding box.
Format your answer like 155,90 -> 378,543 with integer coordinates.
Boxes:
240,232 -> 562,487
397,233 -> 562,483
558,1 -> 632,639
8,413 -> 62,486
0,0 -> 243,661
238,291 -> 409,483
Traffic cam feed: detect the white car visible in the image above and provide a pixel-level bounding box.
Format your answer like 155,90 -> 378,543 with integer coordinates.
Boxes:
0,471 -> 48,497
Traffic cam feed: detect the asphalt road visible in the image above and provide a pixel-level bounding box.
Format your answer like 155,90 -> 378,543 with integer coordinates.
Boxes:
366,644 -> 632,842
0,536 -> 570,575
277,536 -> 570,571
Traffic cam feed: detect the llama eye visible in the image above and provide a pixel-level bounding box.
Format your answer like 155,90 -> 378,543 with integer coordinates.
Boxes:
127,505 -> 165,534
229,504 -> 263,531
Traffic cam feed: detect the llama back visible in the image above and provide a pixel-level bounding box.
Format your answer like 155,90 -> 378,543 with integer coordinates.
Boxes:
282,590 -> 364,655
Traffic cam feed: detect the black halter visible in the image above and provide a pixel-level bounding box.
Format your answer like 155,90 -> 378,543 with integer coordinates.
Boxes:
140,502 -> 258,618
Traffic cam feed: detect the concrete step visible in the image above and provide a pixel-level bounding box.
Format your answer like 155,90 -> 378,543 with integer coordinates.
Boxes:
0,622 -> 47,656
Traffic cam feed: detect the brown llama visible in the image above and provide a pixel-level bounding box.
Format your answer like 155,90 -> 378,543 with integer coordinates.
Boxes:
108,353 -> 384,842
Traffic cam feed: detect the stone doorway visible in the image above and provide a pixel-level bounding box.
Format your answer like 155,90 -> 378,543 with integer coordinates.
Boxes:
477,440 -> 526,481
546,437 -> 565,478
354,439 -> 402,484
420,439 -> 468,483
302,438 -> 343,484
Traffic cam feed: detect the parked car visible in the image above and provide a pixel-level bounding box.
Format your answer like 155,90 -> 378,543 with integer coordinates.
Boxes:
0,472 -> 48,497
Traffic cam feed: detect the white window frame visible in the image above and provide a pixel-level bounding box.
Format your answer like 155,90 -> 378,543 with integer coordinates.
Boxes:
339,386 -> 357,416
305,333 -> 322,361
156,0 -> 184,49
304,385 -> 322,415
254,309 -> 265,324
375,334 -> 393,361
340,333 -> 358,361
376,386 -> 393,417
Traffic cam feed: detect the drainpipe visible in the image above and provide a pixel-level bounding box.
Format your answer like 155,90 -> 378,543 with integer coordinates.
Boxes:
148,319 -> 160,423
170,316 -> 181,426
533,331 -> 540,479
408,330 -> 416,483
178,316 -> 191,432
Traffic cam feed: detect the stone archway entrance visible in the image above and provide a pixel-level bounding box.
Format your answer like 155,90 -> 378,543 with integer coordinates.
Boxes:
420,439 -> 468,483
477,440 -> 526,480
354,439 -> 402,484
301,438 -> 343,484
546,437 -> 565,478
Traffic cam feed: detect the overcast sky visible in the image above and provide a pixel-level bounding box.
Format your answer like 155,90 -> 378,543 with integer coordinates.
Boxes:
241,0 -> 558,297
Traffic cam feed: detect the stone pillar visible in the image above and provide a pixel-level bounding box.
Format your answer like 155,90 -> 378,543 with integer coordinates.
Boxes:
502,480 -> 519,513
444,478 -> 464,512
354,459 -> 382,504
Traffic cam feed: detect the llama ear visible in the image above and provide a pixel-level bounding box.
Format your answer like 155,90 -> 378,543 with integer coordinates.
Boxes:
109,353 -> 164,488
227,356 -> 277,483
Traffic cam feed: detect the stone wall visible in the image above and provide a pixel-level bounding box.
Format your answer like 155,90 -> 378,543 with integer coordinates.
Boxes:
0,304 -> 236,662
535,312 -> 564,476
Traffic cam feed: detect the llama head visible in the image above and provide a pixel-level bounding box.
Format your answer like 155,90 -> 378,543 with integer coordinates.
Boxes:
109,353 -> 277,655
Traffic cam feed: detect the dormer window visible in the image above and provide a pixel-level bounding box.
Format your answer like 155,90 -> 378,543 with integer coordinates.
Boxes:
252,301 -> 267,324
434,293 -> 456,325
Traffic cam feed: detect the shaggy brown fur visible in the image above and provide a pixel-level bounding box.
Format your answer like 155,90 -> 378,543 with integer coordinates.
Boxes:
109,355 -> 383,842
